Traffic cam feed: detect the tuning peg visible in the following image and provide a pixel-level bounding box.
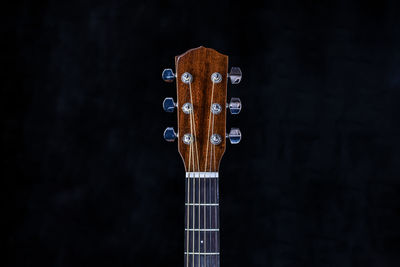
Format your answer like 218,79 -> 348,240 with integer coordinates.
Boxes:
163,97 -> 176,112
227,128 -> 241,144
228,67 -> 242,84
163,127 -> 177,142
162,68 -> 175,82
228,97 -> 242,114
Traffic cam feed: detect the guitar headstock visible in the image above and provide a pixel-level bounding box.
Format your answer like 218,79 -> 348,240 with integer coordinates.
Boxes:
162,46 -> 242,172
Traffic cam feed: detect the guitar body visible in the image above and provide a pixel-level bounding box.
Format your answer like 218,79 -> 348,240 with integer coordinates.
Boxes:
162,46 -> 242,267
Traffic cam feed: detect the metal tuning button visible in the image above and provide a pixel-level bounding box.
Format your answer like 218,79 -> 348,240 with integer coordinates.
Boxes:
162,68 -> 175,82
227,128 -> 242,144
228,97 -> 242,114
163,97 -> 176,112
228,67 -> 242,84
163,127 -> 177,142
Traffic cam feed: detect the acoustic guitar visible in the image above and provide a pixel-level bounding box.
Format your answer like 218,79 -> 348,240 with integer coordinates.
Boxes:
162,46 -> 242,267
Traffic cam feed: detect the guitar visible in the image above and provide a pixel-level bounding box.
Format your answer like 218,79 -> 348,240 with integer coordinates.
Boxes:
161,46 -> 242,267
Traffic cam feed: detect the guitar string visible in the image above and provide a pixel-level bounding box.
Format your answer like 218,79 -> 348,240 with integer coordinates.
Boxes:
213,139 -> 220,262
189,104 -> 196,267
209,135 -> 214,265
188,94 -> 194,267
186,79 -> 195,267
208,81 -> 216,264
188,81 -> 200,266
191,141 -> 198,266
209,102 -> 217,261
204,82 -> 215,171
210,84 -> 217,264
188,82 -> 200,173
213,145 -> 216,266
210,108 -> 216,172
190,133 -> 196,266
186,132 -> 192,267
204,81 -> 215,264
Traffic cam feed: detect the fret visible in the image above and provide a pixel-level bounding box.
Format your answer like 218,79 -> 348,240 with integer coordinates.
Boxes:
185,229 -> 219,231
185,203 -> 219,206
186,177 -> 218,179
184,252 -> 220,255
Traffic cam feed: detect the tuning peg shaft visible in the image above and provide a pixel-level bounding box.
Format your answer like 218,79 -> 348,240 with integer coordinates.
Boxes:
162,68 -> 175,82
163,97 -> 176,112
228,97 -> 242,114
227,128 -> 241,144
164,127 -> 177,142
228,67 -> 242,84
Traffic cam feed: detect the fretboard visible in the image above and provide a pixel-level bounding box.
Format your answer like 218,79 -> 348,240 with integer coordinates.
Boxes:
184,172 -> 220,267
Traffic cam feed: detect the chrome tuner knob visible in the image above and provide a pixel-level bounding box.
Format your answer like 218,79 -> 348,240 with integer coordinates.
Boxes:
163,127 -> 177,142
228,97 -> 242,114
163,97 -> 176,112
162,68 -> 175,82
228,67 -> 242,84
227,128 -> 241,144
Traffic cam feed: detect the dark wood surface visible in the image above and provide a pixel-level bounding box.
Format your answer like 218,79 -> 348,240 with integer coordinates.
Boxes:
175,47 -> 228,172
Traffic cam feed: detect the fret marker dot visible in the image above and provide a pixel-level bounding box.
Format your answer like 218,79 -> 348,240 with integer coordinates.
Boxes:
201,240 -> 203,244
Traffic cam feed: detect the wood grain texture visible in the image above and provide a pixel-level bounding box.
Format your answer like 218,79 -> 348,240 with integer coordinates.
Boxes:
175,47 -> 228,172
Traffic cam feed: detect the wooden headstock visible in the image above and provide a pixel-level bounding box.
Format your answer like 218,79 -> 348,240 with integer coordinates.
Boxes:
162,46 -> 242,172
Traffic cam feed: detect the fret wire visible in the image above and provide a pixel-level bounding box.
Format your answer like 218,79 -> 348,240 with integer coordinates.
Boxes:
184,252 -> 220,255
185,203 -> 219,206
185,229 -> 219,231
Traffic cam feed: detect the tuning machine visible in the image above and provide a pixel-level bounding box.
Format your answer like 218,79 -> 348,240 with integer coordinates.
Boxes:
162,68 -> 176,82
163,127 -> 177,142
163,97 -> 176,112
162,68 -> 177,142
228,67 -> 242,84
227,97 -> 242,114
227,128 -> 242,144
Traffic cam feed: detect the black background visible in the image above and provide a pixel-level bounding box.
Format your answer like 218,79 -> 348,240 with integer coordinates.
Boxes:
5,0 -> 400,266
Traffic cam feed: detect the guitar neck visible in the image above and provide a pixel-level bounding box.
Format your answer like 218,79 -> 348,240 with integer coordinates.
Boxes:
162,47 -> 242,267
184,172 -> 220,267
